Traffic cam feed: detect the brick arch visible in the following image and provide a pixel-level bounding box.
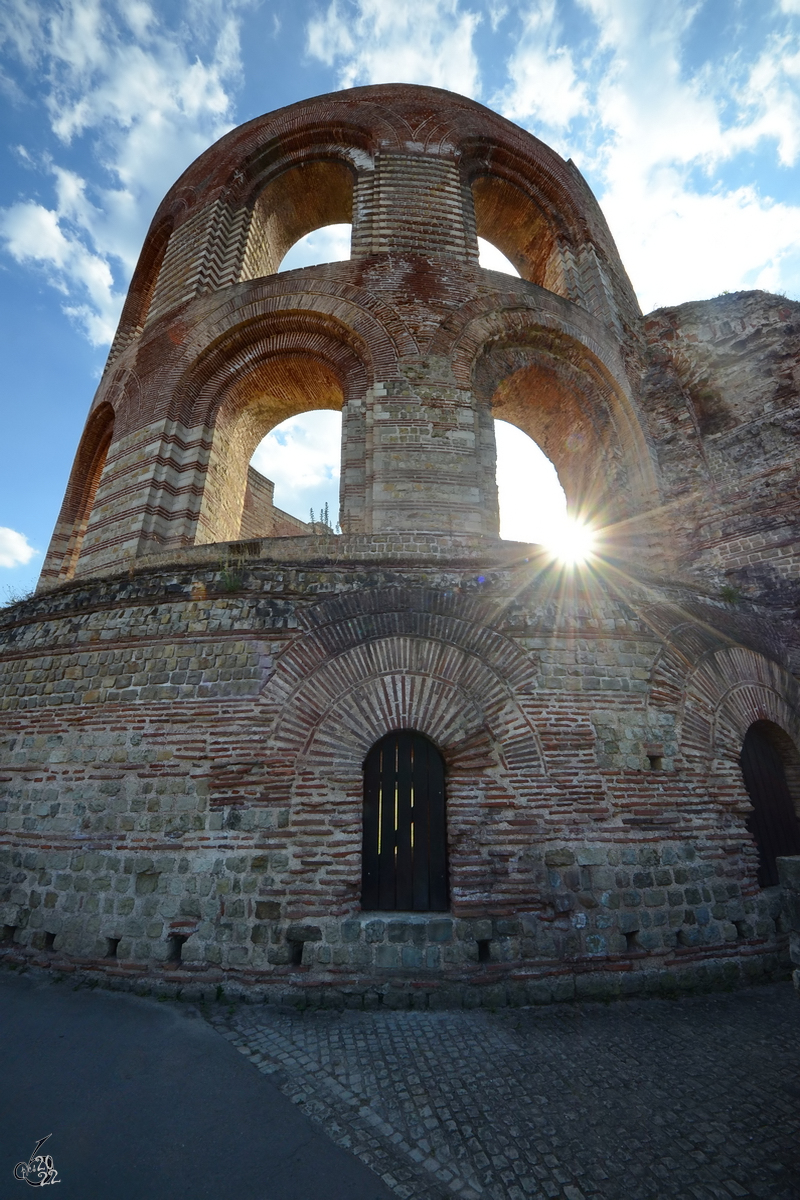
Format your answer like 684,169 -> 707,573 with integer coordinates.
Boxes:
173,311 -> 369,547
703,650 -> 800,764
431,291 -> 631,395
176,310 -> 372,429
649,633 -> 800,768
266,637 -> 545,801
171,277 -> 414,395
436,298 -> 658,524
275,585 -> 536,692
262,587 -> 545,780
38,401 -> 116,589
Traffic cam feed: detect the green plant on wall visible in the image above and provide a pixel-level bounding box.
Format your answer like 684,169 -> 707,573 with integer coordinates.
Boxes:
719,584 -> 741,604
219,559 -> 244,593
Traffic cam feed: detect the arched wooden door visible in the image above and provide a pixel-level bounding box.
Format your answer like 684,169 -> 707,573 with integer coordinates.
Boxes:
740,722 -> 800,887
362,730 -> 449,912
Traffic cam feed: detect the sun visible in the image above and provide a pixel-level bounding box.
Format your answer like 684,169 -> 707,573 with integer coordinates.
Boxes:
544,517 -> 596,565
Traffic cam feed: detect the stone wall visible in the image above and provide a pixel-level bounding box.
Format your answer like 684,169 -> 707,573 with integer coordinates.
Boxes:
1,540 -> 794,1001
777,856 -> 800,996
240,467 -> 310,540
16,86 -> 800,1005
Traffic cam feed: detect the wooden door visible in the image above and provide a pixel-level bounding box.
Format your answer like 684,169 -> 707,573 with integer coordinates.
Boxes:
362,730 -> 448,912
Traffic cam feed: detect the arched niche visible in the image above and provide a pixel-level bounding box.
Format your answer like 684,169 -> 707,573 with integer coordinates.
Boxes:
240,160 -> 355,281
105,218 -> 173,362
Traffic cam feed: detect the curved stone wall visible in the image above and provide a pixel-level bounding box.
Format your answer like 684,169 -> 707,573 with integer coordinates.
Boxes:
1,537 -> 794,1001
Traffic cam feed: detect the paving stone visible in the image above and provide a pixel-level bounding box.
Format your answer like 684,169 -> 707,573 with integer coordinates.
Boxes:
207,983 -> 800,1200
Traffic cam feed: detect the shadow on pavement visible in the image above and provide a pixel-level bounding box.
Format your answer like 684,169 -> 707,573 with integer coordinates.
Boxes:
0,967 -> 393,1200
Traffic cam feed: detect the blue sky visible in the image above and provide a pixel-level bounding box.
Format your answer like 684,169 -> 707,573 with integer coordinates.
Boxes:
2,0 -> 800,596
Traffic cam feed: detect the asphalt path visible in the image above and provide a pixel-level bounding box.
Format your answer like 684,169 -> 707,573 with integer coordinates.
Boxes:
0,968 -> 393,1200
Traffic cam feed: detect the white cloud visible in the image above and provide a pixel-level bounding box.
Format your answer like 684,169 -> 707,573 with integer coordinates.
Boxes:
494,0 -> 800,309
736,35 -> 800,168
0,0 -> 244,343
499,0 -> 587,131
602,172 -> 800,311
0,199 -> 120,343
307,0 -> 482,98
0,527 -> 38,569
279,224 -> 352,271
251,411 -> 342,520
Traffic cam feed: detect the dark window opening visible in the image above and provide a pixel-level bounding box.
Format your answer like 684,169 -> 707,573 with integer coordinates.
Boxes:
105,937 -> 121,959
287,940 -> 304,966
477,938 -> 492,963
362,729 -> 449,912
624,930 -> 640,952
167,932 -> 189,963
739,721 -> 800,888
43,931 -> 56,951
647,754 -> 663,771
2,924 -> 16,944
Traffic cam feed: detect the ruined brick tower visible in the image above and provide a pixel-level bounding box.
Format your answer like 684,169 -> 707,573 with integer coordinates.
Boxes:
2,85 -> 800,1004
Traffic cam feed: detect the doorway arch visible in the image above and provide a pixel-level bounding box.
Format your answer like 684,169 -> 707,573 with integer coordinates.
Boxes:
739,720 -> 800,887
362,730 -> 448,912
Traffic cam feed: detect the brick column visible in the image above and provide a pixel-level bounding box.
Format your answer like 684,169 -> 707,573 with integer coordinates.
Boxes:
347,150 -> 497,535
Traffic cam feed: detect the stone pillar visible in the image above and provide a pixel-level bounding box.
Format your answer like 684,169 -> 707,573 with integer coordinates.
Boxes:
777,856 -> 800,997
347,150 -> 497,535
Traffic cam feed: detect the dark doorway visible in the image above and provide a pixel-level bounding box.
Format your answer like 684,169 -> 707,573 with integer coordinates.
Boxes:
739,721 -> 800,887
362,730 -> 449,912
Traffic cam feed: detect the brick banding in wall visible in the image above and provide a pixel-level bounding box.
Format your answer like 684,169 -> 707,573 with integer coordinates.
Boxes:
3,85 -> 800,1005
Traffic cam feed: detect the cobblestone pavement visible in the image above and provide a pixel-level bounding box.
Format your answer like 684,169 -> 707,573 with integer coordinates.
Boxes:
208,983 -> 800,1200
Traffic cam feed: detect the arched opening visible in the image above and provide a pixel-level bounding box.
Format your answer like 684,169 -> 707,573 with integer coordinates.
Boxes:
472,174 -> 564,295
494,419 -> 567,544
53,402 -> 115,581
247,410 -> 342,536
740,721 -> 800,888
197,354 -> 345,545
278,224 -> 352,273
477,238 -> 520,277
477,348 -> 634,537
240,160 -> 355,281
362,730 -> 448,912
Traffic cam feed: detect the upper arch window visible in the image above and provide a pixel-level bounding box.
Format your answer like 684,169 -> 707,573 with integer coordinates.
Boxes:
477,238 -> 519,277
278,223 -> 351,273
472,174 -> 561,292
739,720 -> 800,887
240,160 -> 355,281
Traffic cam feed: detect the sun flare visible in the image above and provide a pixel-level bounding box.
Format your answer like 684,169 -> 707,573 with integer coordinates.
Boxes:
544,518 -> 596,565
